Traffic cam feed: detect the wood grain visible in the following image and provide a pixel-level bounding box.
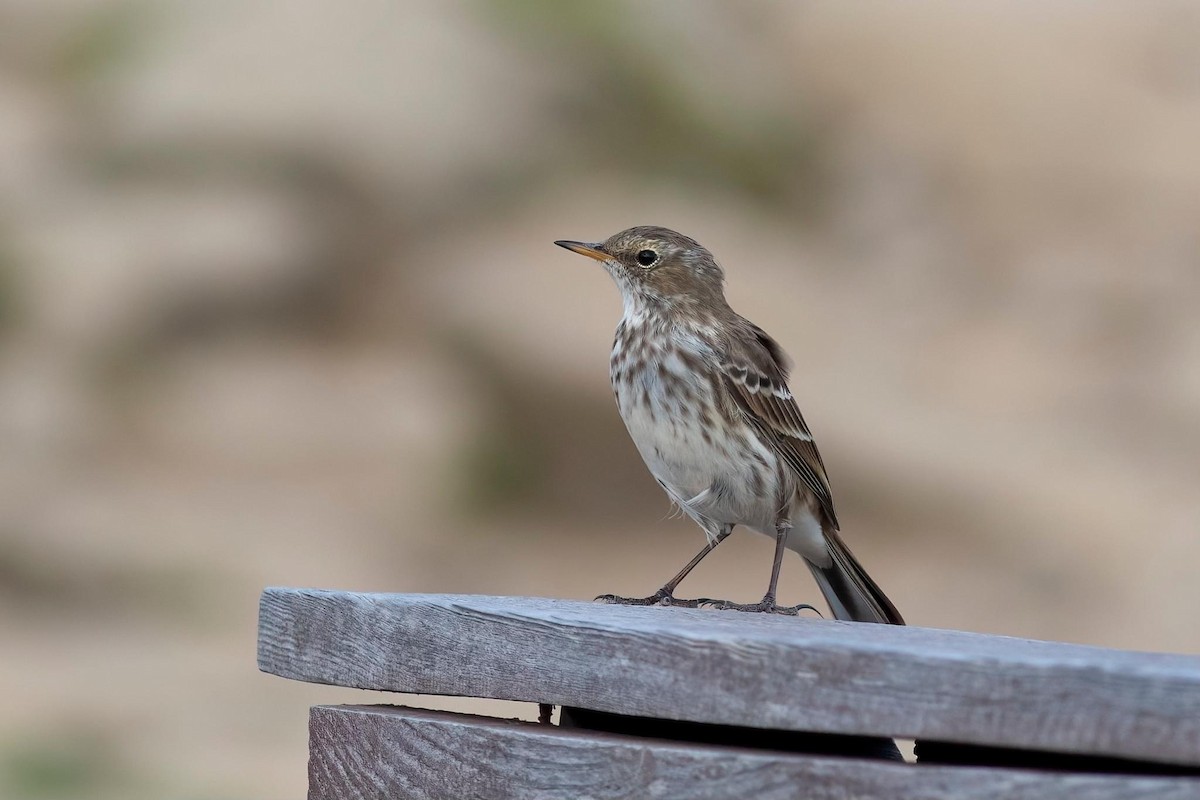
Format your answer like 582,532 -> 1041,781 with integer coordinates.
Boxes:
259,589 -> 1200,767
308,705 -> 1200,800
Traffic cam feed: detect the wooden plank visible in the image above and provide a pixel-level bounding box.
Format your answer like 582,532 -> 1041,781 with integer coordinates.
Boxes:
259,589 -> 1200,767
307,705 -> 1200,800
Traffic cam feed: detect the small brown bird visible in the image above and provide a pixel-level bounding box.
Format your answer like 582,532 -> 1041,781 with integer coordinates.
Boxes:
555,226 -> 903,624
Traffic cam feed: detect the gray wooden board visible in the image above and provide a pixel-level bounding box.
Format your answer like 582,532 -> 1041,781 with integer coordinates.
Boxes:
259,589 -> 1200,767
308,705 -> 1200,800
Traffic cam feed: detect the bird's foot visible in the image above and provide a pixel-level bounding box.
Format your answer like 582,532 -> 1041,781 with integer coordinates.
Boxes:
594,588 -> 702,608
697,595 -> 821,616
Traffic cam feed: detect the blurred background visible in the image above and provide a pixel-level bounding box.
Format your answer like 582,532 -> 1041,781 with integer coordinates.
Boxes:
2,1 -> 1199,797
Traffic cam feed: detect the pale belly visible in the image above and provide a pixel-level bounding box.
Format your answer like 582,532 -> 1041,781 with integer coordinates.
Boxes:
613,363 -> 786,534
607,321 -> 829,563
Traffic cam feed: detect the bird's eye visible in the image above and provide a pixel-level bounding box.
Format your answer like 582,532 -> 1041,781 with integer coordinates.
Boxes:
635,249 -> 658,267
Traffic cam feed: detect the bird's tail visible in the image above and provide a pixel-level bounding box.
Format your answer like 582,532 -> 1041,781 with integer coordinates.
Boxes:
807,529 -> 905,625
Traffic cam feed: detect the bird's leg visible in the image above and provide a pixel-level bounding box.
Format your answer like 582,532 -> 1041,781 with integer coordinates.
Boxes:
596,526 -> 731,608
761,520 -> 789,608
699,522 -> 818,616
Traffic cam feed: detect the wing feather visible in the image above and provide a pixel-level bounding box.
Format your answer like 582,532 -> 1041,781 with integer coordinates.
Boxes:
722,324 -> 839,528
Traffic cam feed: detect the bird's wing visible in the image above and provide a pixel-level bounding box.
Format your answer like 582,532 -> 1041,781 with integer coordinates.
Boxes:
721,323 -> 839,528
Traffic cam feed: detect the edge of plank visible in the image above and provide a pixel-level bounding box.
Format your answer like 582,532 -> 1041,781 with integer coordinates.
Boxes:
259,588 -> 1200,766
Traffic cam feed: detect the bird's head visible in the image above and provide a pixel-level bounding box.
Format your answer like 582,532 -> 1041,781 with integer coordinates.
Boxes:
555,226 -> 727,312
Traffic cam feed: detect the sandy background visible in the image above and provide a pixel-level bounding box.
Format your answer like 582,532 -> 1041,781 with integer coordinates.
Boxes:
2,2 -> 1199,797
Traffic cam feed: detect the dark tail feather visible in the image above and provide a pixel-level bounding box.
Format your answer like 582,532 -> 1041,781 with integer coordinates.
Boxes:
807,529 -> 905,625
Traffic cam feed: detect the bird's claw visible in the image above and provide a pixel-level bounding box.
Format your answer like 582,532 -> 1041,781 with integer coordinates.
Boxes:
594,589 -> 702,608
696,597 -> 821,617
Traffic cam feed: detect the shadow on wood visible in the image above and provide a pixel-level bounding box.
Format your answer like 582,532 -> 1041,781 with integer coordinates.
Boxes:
560,706 -> 904,761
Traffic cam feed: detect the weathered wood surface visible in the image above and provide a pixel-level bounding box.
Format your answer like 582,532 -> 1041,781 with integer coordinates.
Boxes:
308,705 -> 1200,800
259,588 -> 1200,767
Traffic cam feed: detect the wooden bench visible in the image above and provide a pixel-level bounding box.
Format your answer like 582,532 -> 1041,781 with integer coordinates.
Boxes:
258,588 -> 1200,799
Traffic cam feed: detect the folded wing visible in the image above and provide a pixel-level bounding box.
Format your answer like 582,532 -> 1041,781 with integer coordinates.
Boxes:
721,323 -> 839,530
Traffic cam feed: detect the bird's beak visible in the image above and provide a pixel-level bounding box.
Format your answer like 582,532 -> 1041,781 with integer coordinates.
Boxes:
554,240 -> 609,262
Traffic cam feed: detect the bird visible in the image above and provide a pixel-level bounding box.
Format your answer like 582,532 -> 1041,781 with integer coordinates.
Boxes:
554,226 -> 904,624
